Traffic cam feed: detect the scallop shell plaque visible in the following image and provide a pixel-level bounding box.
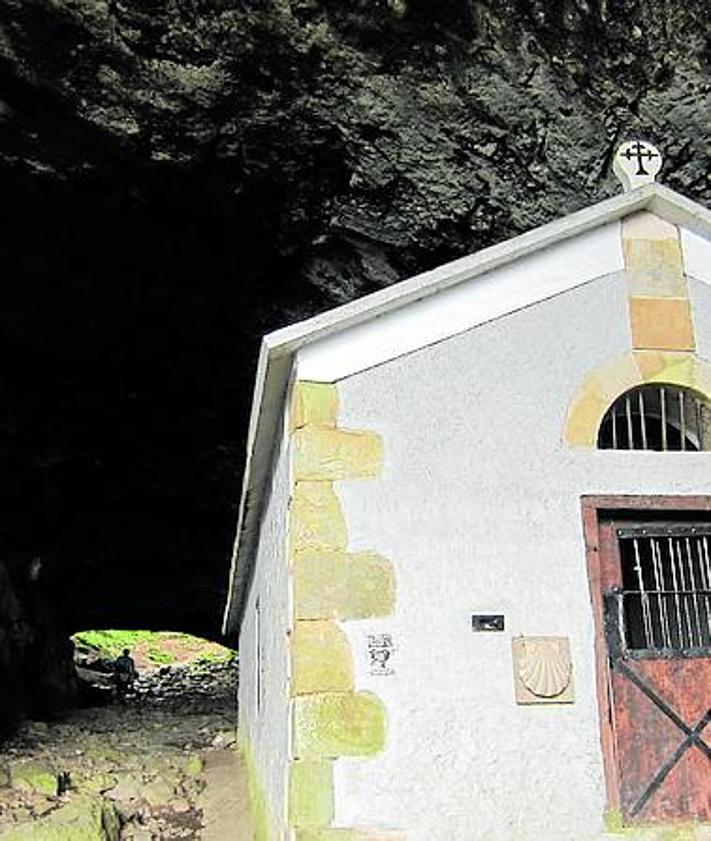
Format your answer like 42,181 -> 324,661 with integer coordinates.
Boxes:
512,636 -> 574,705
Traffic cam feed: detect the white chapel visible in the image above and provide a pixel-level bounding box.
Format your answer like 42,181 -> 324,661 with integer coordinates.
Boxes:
223,142 -> 711,841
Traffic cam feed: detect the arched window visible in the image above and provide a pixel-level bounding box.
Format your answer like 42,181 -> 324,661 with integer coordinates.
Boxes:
597,385 -> 710,451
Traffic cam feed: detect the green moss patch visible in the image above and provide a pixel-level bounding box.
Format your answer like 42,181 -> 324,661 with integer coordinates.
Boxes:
72,629 -> 234,671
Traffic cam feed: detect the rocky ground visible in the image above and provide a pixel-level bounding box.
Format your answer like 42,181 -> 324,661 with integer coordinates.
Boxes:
0,658 -> 248,840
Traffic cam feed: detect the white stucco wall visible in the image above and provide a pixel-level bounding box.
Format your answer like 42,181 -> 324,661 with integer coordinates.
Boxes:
321,230 -> 711,841
295,223 -> 623,383
238,406 -> 291,838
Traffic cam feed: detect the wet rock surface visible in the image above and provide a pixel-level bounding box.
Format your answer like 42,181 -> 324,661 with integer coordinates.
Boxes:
0,660 -> 239,840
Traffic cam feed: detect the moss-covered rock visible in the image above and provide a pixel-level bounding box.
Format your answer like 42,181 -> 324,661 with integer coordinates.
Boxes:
141,777 -> 175,808
9,760 -> 58,796
182,754 -> 204,778
79,772 -> 118,794
0,793 -> 119,841
104,772 -> 144,804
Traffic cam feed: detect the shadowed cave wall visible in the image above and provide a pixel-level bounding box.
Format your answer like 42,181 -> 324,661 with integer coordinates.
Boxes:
1,0 -> 711,720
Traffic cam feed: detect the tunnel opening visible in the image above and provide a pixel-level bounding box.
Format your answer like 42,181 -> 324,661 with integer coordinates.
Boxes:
71,628 -> 237,711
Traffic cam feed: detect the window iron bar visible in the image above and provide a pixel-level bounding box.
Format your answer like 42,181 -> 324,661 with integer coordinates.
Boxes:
599,385 -> 706,451
639,391 -> 648,450
661,387 -> 667,451
685,537 -> 704,647
651,539 -> 671,648
626,395 -> 634,449
680,390 -> 686,451
674,540 -> 695,646
633,538 -> 654,648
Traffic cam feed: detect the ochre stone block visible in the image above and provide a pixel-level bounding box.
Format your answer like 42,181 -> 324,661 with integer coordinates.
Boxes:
626,265 -> 687,299
633,350 -> 697,386
590,353 -> 642,403
289,759 -> 334,827
295,830 -> 404,841
292,620 -> 354,695
621,211 -> 678,241
292,382 -> 339,431
290,482 -> 347,558
629,296 -> 695,351
564,386 -> 610,448
624,240 -> 687,298
623,238 -> 684,272
292,692 -> 386,758
294,552 -> 395,620
293,427 -> 383,482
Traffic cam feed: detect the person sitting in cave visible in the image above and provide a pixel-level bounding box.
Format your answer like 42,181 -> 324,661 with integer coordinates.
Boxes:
113,648 -> 138,700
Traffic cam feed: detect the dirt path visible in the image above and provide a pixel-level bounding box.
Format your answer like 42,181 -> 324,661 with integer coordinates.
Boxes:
0,661 -> 252,839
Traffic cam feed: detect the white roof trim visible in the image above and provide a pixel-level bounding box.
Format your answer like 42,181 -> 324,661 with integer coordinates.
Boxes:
221,183 -> 711,637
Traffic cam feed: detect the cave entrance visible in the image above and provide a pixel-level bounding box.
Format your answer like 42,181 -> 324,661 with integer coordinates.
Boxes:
71,629 -> 236,711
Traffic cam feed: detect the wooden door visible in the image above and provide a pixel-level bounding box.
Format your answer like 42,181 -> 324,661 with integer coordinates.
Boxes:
597,517 -> 711,824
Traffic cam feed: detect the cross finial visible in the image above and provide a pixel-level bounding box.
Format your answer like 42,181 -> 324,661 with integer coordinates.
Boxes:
613,140 -> 662,192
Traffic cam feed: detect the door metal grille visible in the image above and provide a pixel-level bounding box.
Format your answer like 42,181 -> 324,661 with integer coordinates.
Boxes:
616,526 -> 711,652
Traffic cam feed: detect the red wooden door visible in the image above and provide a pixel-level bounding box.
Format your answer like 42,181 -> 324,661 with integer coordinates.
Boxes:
598,519 -> 711,824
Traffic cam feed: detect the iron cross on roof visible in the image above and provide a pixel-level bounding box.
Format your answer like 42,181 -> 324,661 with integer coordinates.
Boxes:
620,140 -> 660,176
613,140 -> 663,192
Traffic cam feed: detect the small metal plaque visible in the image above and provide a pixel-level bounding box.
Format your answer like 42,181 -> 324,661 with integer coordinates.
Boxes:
472,614 -> 505,632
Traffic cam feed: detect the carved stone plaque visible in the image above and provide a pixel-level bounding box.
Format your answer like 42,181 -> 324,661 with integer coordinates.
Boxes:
512,636 -> 574,705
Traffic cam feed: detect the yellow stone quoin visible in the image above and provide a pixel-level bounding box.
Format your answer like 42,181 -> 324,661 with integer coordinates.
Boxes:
286,380 -> 401,838
291,620 -> 354,695
292,692 -> 387,758
291,382 -> 339,431
293,426 -> 384,482
294,551 -> 396,621
290,482 -> 348,558
289,759 -> 335,828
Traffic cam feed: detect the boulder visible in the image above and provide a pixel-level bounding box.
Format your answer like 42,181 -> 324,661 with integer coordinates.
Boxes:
0,793 -> 119,841
8,760 -> 58,796
141,777 -> 175,809
104,772 -> 143,804
211,730 -> 236,750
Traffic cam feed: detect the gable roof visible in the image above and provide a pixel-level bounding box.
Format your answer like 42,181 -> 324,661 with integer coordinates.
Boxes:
222,182 -> 711,638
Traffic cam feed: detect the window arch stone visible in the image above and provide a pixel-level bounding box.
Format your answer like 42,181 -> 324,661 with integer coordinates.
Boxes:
564,351 -> 711,448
